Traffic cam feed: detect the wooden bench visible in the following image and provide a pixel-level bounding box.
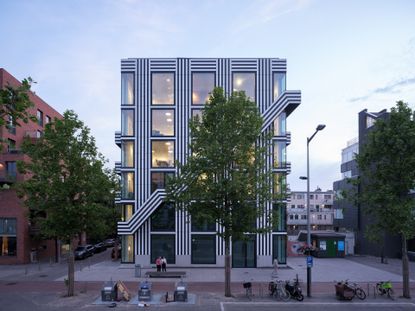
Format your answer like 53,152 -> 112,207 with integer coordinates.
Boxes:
145,271 -> 186,278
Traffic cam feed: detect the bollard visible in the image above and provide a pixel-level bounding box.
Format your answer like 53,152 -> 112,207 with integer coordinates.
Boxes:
38,262 -> 41,271
49,257 -> 53,267
25,266 -> 28,275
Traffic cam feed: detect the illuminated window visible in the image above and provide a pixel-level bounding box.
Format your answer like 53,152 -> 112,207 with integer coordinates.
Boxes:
273,72 -> 286,100
121,172 -> 134,199
192,73 -> 215,105
151,172 -> 174,193
121,204 -> 133,221
121,110 -> 134,136
0,218 -> 17,256
152,141 -> 174,168
152,109 -> 174,136
273,141 -> 286,168
233,72 -> 255,100
274,173 -> 287,194
121,235 -> 134,263
121,73 -> 134,106
121,141 -> 134,167
274,112 -> 286,136
152,73 -> 174,105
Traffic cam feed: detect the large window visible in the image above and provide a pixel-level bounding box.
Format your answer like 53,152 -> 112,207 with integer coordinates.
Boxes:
233,72 -> 256,101
192,73 -> 215,105
192,109 -> 203,121
274,112 -> 286,136
37,110 -> 43,126
121,204 -> 133,222
121,73 -> 134,106
121,110 -> 134,136
273,72 -> 286,100
273,141 -> 287,168
272,235 -> 287,264
152,141 -> 174,167
151,203 -> 175,232
121,235 -> 134,263
6,162 -> 17,179
151,172 -> 174,193
232,235 -> 256,268
152,109 -> 174,136
191,235 -> 216,264
121,141 -> 134,167
273,203 -> 286,232
151,234 -> 175,264
274,173 -> 287,195
191,219 -> 216,232
121,172 -> 134,199
7,115 -> 15,134
0,218 -> 16,256
152,73 -> 174,105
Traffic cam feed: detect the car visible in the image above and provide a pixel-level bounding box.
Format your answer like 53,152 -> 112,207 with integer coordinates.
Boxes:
94,242 -> 106,253
85,244 -> 95,256
74,245 -> 92,260
104,238 -> 115,248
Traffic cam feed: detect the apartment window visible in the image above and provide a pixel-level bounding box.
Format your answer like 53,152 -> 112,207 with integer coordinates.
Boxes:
121,110 -> 134,136
316,205 -> 320,211
324,194 -> 331,200
151,234 -> 175,264
0,218 -> 17,256
301,215 -> 307,220
152,73 -> 174,105
273,72 -> 286,100
45,115 -> 51,124
36,130 -> 42,138
289,215 -> 294,220
273,112 -> 286,136
7,115 -> 16,135
291,205 -> 295,209
192,109 -> 203,121
273,203 -> 286,232
121,204 -> 133,222
151,172 -> 174,193
7,139 -> 16,153
121,73 -> 134,106
317,215 -> 322,220
121,235 -> 134,263
273,141 -> 286,168
272,235 -> 286,264
151,203 -> 175,232
121,141 -> 134,167
192,72 -> 215,105
121,172 -> 134,199
233,72 -> 256,101
191,219 -> 216,232
273,173 -> 286,195
191,235 -> 216,264
37,110 -> 43,126
294,215 -> 298,220
297,194 -> 304,200
310,194 -> 314,199
6,162 -> 17,178
152,109 -> 174,136
152,141 -> 174,168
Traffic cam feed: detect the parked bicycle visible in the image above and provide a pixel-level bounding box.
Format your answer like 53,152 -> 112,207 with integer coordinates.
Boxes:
269,279 -> 290,301
376,281 -> 394,299
243,281 -> 253,300
285,274 -> 304,301
344,280 -> 366,300
334,280 -> 366,300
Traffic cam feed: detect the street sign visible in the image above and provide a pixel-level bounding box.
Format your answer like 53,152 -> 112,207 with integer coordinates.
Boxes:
307,256 -> 313,268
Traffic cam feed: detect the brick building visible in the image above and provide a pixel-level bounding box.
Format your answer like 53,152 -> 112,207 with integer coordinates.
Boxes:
0,68 -> 62,264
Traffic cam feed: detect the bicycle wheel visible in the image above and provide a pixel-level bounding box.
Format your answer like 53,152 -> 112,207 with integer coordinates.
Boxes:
387,288 -> 394,300
376,284 -> 383,295
296,293 -> 304,301
279,288 -> 291,302
355,288 -> 366,300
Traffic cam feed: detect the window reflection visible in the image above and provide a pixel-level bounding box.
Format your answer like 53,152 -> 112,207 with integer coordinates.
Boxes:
121,141 -> 134,167
192,73 -> 215,105
121,110 -> 134,136
151,172 -> 174,193
152,141 -> 174,167
152,73 -> 174,105
122,235 -> 134,263
122,73 -> 134,105
273,112 -> 286,136
273,72 -> 286,100
121,172 -> 134,199
273,141 -> 286,168
121,204 -> 133,221
274,173 -> 287,194
152,109 -> 174,136
191,109 -> 202,121
233,72 -> 256,100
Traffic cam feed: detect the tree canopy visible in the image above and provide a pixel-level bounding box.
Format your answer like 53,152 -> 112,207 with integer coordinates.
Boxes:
356,100 -> 415,298
18,110 -> 118,296
166,87 -> 276,296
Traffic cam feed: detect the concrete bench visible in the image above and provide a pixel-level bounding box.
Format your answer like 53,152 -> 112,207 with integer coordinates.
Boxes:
145,271 -> 186,278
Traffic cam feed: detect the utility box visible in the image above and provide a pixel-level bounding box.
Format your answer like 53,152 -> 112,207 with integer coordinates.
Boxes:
138,281 -> 152,301
101,281 -> 117,302
174,280 -> 188,302
135,264 -> 141,277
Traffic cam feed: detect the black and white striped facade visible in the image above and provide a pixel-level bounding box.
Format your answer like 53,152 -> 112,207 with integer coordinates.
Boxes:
115,58 -> 301,267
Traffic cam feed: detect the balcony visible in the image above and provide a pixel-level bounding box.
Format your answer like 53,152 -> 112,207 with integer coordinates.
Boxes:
115,131 -> 121,147
273,161 -> 291,174
286,131 -> 291,145
115,161 -> 121,175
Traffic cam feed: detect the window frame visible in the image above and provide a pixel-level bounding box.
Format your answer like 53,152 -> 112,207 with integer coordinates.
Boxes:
272,71 -> 287,101
121,72 -> 135,106
121,140 -> 135,168
191,234 -> 216,264
151,140 -> 175,168
232,71 -> 256,101
121,109 -> 135,136
151,72 -> 175,106
191,72 -> 216,106
151,108 -> 175,137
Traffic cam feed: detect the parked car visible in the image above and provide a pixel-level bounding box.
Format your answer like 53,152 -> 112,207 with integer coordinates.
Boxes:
104,238 -> 115,248
74,245 -> 93,260
94,242 -> 106,253
85,244 -> 95,256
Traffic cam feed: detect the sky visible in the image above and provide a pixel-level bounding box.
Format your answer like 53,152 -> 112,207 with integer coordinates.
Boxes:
1,0 -> 415,191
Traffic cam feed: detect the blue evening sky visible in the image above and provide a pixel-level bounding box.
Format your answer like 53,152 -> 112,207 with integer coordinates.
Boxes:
1,0 -> 414,191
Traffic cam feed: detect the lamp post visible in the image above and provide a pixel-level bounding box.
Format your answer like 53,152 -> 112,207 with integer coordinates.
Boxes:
300,124 -> 325,298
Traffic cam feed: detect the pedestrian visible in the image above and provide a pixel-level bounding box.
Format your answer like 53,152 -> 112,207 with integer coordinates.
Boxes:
161,256 -> 167,272
156,256 -> 161,272
273,258 -> 278,277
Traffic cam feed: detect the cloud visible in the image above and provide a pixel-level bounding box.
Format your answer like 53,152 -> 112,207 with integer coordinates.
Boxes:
349,77 -> 415,102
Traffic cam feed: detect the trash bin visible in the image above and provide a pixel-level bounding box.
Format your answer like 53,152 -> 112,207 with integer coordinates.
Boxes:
135,264 -> 141,277
138,280 -> 152,301
174,280 -> 188,302
101,281 -> 117,302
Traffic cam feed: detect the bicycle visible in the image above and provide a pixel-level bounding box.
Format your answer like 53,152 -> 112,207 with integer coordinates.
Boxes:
269,279 -> 290,301
376,281 -> 394,299
344,280 -> 366,300
243,281 -> 253,300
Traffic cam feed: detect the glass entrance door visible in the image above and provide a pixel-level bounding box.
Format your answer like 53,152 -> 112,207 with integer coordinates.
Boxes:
232,235 -> 256,268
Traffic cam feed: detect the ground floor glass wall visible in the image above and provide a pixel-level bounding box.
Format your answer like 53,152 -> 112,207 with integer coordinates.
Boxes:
232,235 -> 256,268
121,235 -> 134,263
191,234 -> 216,264
151,234 -> 175,265
272,235 -> 286,264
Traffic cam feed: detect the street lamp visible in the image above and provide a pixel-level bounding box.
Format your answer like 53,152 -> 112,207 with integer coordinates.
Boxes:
300,124 -> 325,298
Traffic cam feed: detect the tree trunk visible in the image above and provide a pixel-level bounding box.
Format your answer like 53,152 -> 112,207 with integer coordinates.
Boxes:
401,234 -> 410,298
67,243 -> 75,297
225,235 -> 232,297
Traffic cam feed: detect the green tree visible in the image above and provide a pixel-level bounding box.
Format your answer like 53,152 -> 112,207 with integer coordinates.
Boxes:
0,77 -> 37,150
356,101 -> 415,298
17,110 -> 118,297
167,87 -> 276,297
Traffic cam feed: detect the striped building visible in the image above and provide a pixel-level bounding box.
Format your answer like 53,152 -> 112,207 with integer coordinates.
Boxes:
115,58 -> 301,267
